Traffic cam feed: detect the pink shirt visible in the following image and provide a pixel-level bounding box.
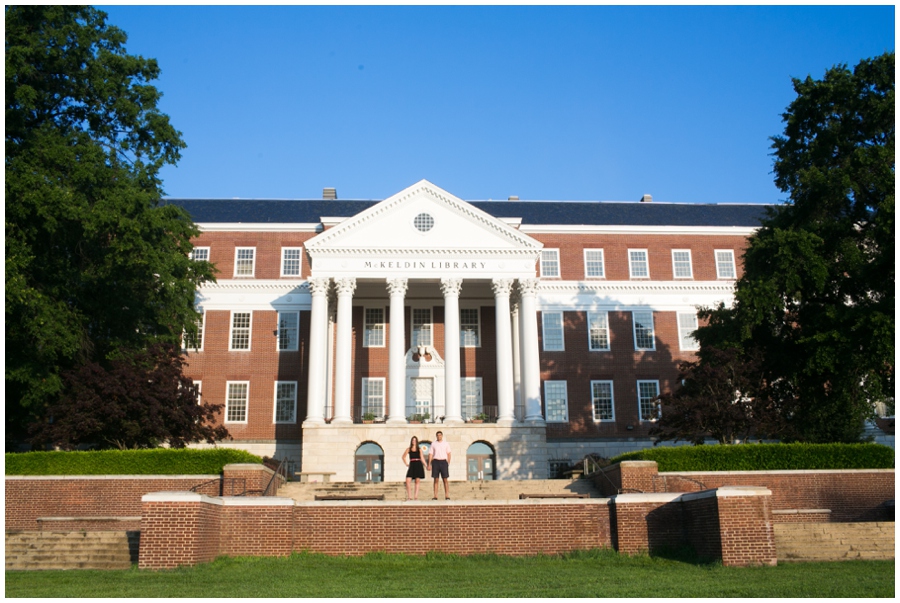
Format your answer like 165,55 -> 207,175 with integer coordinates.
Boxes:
430,440 -> 451,461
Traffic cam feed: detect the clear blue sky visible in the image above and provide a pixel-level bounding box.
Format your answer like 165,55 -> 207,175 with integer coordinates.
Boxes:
101,4 -> 894,204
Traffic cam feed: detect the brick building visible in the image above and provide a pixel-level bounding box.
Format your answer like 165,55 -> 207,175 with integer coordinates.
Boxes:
171,179 -> 766,481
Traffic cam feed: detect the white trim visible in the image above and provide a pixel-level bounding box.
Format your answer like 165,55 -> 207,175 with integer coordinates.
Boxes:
671,249 -> 693,279
363,306 -> 386,348
590,380 -> 615,422
583,248 -> 605,279
225,381 -> 250,424
637,379 -> 660,422
273,381 -> 298,424
190,246 -> 210,262
277,310 -> 300,351
715,249 -> 737,279
280,247 -> 304,277
628,249 -> 649,279
677,312 -> 700,351
361,377 -> 386,420
410,306 -> 433,348
198,223 -> 321,233
460,376 -> 484,420
587,311 -> 610,352
540,248 -> 560,278
234,247 -> 256,278
183,309 -> 205,352
543,380 -> 569,423
541,311 -> 565,351
632,310 -> 655,351
520,225 -> 760,236
459,305 -> 481,348
229,311 -> 253,351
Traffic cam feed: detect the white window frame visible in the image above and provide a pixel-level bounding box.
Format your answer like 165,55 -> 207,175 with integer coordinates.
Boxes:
584,249 -> 605,279
277,311 -> 299,351
543,380 -> 569,423
273,381 -> 298,424
460,306 -> 481,348
637,380 -> 661,422
229,311 -> 252,351
363,307 -> 385,348
671,249 -> 693,279
190,247 -> 210,262
715,250 -> 737,279
184,310 -> 205,352
541,311 -> 565,351
628,249 -> 650,279
194,381 -> 202,405
632,310 -> 655,351
361,377 -> 386,420
234,247 -> 256,277
540,249 -> 560,278
225,381 -> 249,424
280,247 -> 303,277
460,377 -> 484,420
411,307 -> 433,348
587,311 -> 610,351
677,312 -> 700,351
591,380 -> 615,422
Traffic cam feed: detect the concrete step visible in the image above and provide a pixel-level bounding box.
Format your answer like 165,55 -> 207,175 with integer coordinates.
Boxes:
5,531 -> 139,571
774,522 -> 894,562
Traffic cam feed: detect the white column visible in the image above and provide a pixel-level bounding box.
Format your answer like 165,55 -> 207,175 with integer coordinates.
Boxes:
518,278 -> 544,424
386,278 -> 408,424
510,295 -> 523,421
332,277 -> 356,425
304,277 -> 331,425
492,278 -> 515,426
441,278 -> 463,425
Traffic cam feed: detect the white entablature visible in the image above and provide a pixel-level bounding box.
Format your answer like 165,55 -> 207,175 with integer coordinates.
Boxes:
304,179 -> 543,279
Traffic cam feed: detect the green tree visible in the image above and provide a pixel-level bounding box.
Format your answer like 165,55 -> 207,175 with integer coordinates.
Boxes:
5,6 -> 216,442
695,53 -> 894,443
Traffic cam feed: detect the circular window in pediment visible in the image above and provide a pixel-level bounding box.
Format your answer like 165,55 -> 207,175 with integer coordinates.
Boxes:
413,213 -> 434,232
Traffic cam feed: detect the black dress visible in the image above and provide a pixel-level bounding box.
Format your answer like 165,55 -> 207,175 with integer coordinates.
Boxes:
406,448 -> 425,479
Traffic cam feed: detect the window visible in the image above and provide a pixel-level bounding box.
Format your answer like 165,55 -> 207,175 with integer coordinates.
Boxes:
461,377 -> 483,420
411,308 -> 432,347
628,249 -> 649,278
672,250 -> 693,279
193,381 -> 202,405
540,249 -> 560,278
277,311 -> 299,351
584,249 -> 605,278
543,381 -> 569,423
637,380 -> 660,421
632,310 -> 655,351
230,312 -> 252,350
414,213 -> 435,232
226,382 -> 249,423
281,247 -> 303,276
677,312 -> 700,350
542,312 -> 565,351
460,308 -> 480,347
364,308 -> 385,347
190,247 -> 209,262
274,382 -> 297,423
588,312 -> 610,351
184,311 -> 204,351
362,378 -> 385,419
234,247 -> 256,277
591,381 -> 615,421
715,250 -> 736,279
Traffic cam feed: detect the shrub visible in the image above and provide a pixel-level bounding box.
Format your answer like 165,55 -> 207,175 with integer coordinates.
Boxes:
5,448 -> 262,475
609,443 -> 895,472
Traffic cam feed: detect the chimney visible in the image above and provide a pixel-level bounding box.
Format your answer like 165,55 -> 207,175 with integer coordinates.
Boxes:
640,194 -> 652,203
508,195 -> 519,201
323,187 -> 337,200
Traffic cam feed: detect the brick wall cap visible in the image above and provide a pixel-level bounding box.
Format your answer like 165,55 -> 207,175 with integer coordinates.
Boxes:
612,493 -> 682,504
616,461 -> 659,468
293,499 -> 612,508
224,463 -> 273,473
681,486 -> 771,502
221,496 -> 294,507
662,468 -> 894,476
142,491 -> 223,504
5,474 -> 219,481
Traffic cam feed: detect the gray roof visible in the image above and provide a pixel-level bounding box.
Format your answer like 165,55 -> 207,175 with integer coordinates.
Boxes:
164,198 -> 770,228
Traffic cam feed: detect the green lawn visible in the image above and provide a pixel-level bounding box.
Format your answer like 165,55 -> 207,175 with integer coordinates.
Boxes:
5,550 -> 894,598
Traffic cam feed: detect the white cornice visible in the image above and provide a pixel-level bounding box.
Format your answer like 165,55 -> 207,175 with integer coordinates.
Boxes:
310,248 -> 539,258
197,223 -> 321,233
520,225 -> 759,236
538,280 -> 736,295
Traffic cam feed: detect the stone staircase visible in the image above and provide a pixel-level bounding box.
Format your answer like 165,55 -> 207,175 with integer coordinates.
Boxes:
774,522 -> 895,562
5,530 -> 139,570
278,478 -> 601,502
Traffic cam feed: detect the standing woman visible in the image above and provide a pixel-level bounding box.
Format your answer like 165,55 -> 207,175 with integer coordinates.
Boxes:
402,436 -> 425,500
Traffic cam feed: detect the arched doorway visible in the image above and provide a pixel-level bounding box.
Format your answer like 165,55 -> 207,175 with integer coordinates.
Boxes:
466,442 -> 495,481
355,442 -> 384,482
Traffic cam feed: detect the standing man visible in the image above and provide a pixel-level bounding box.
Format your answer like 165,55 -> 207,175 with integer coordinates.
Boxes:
428,431 -> 451,500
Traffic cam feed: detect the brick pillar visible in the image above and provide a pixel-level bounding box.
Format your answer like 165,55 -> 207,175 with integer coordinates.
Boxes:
618,461 -> 659,493
139,492 -> 222,569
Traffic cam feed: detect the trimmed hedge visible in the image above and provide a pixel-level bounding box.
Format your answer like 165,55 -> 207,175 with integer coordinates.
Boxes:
5,448 -> 263,476
609,443 -> 895,472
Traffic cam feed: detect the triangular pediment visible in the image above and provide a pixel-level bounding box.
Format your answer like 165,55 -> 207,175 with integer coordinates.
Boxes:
305,180 -> 542,278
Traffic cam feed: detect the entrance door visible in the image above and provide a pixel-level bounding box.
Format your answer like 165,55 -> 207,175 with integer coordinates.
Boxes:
466,442 -> 495,481
410,377 -> 433,420
355,442 -> 384,482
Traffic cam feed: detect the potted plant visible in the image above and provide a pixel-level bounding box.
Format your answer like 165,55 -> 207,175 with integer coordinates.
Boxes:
362,412 -> 376,424
470,412 -> 488,424
407,413 -> 423,424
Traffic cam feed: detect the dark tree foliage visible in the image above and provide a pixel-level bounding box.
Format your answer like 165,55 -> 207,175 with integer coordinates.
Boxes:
651,348 -> 788,445
29,344 -> 229,450
6,6 -> 216,440
692,53 -> 894,443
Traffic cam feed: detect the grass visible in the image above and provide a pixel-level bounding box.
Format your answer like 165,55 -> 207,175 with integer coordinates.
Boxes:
5,549 -> 894,598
